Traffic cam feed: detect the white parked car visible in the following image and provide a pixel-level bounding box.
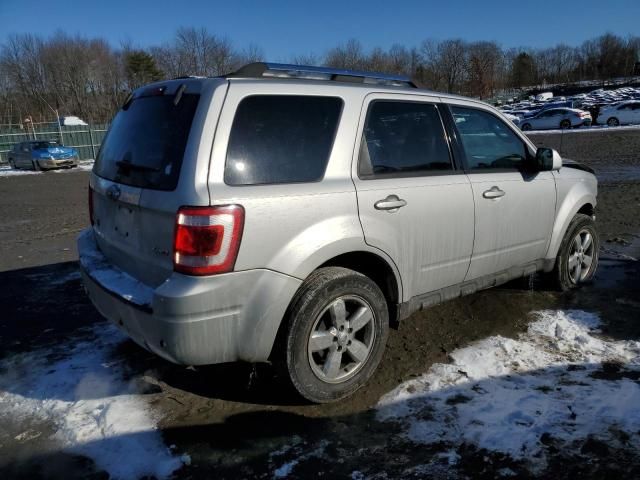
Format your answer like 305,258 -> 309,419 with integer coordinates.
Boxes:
60,116 -> 88,126
520,108 -> 592,131
597,101 -> 640,126
502,112 -> 521,125
535,92 -> 554,102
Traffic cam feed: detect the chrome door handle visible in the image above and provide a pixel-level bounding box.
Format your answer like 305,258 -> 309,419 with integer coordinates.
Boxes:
483,186 -> 505,199
374,195 -> 407,211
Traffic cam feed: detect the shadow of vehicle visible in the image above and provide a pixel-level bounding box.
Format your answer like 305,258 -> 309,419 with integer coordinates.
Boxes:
2,357 -> 640,480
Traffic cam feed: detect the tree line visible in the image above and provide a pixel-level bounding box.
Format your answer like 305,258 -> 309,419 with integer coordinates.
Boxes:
0,27 -> 638,124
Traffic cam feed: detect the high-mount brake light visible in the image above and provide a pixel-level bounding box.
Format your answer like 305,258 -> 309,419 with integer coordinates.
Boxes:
173,205 -> 244,275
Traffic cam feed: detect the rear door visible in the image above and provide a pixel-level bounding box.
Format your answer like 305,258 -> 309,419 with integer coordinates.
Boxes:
17,143 -> 29,167
539,110 -> 559,129
353,94 -> 474,301
90,79 -> 226,287
446,102 -> 556,280
632,103 -> 640,123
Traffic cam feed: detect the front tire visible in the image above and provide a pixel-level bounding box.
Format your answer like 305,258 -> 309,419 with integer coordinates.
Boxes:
550,214 -> 599,291
521,123 -> 532,131
284,267 -> 389,403
32,160 -> 41,171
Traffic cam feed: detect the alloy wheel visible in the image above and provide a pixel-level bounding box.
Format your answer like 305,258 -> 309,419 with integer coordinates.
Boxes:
567,228 -> 595,284
307,295 -> 376,384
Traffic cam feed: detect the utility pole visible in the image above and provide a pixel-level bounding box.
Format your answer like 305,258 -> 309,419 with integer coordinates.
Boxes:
36,93 -> 64,144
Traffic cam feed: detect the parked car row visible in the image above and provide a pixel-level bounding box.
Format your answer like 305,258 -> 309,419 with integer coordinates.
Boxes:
7,140 -> 79,170
499,85 -> 640,131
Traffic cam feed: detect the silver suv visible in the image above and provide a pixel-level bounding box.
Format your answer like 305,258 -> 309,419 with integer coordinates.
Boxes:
79,63 -> 599,403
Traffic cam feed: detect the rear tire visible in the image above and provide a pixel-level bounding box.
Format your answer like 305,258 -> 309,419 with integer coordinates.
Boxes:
283,267 -> 389,403
549,214 -> 599,291
607,117 -> 620,127
560,119 -> 571,129
32,160 -> 41,171
8,159 -> 15,169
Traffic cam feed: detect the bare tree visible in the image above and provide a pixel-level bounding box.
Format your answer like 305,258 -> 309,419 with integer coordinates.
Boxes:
325,39 -> 366,70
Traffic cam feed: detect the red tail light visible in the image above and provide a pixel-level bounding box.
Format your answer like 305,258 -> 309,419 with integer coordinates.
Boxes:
173,205 -> 244,275
88,185 -> 94,225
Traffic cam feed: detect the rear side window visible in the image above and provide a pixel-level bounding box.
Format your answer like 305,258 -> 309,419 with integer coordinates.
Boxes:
359,101 -> 452,178
451,106 -> 527,170
94,92 -> 200,191
225,95 -> 342,185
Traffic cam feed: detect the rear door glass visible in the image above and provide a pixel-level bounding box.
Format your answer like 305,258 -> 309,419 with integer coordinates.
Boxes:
94,92 -> 200,190
224,95 -> 343,185
359,100 -> 452,178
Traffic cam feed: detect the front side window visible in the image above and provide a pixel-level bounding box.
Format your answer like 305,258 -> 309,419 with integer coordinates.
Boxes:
451,106 -> 528,171
359,101 -> 452,178
225,95 -> 342,185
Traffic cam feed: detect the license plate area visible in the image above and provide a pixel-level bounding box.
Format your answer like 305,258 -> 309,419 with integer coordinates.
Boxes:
112,203 -> 138,247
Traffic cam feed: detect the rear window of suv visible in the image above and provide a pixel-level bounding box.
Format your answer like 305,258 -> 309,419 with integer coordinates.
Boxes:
225,95 -> 343,185
94,92 -> 200,190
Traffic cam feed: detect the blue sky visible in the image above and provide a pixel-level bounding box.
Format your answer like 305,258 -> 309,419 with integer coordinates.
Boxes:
1,0 -> 638,59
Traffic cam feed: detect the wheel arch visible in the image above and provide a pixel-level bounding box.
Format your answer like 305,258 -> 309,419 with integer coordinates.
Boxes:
317,250 -> 402,327
268,248 -> 403,361
544,188 -> 597,270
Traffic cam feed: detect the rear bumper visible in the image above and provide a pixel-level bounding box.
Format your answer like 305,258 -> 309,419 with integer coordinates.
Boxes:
78,229 -> 301,365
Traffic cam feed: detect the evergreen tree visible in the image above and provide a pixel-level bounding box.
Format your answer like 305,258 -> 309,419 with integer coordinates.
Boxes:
125,50 -> 163,89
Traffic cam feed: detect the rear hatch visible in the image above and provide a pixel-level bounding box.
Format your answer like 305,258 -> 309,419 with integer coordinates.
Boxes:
90,79 -> 223,287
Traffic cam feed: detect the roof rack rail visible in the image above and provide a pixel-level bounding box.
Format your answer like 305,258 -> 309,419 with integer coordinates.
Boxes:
225,62 -> 417,88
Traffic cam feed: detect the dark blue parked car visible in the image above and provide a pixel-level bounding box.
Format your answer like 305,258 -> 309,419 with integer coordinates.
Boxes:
7,140 -> 79,171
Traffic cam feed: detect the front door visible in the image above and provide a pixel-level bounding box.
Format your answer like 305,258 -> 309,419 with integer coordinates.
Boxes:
353,94 -> 474,301
447,104 -> 556,280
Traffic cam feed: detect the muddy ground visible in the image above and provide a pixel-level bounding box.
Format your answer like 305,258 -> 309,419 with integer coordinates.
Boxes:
0,129 -> 639,479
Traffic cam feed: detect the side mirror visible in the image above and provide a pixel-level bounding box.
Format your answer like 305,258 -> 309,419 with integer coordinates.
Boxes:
535,147 -> 562,171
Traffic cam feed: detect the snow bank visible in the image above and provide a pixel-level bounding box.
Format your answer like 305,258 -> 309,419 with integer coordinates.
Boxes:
378,310 -> 640,466
0,160 -> 93,177
0,323 -> 183,479
526,123 -> 640,135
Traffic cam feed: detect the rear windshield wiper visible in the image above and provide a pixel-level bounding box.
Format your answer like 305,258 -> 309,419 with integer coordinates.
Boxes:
115,161 -> 160,173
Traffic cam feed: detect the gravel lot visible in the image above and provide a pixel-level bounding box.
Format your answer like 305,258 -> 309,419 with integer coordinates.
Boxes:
0,129 -> 638,479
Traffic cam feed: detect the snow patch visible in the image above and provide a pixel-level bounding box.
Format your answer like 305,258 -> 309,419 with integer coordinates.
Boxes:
0,160 -> 93,177
271,440 -> 329,479
526,123 -> 640,135
78,229 -> 153,308
0,323 -> 184,479
378,310 -> 640,467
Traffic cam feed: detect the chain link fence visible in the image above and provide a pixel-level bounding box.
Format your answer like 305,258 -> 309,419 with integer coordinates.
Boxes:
0,121 -> 109,164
